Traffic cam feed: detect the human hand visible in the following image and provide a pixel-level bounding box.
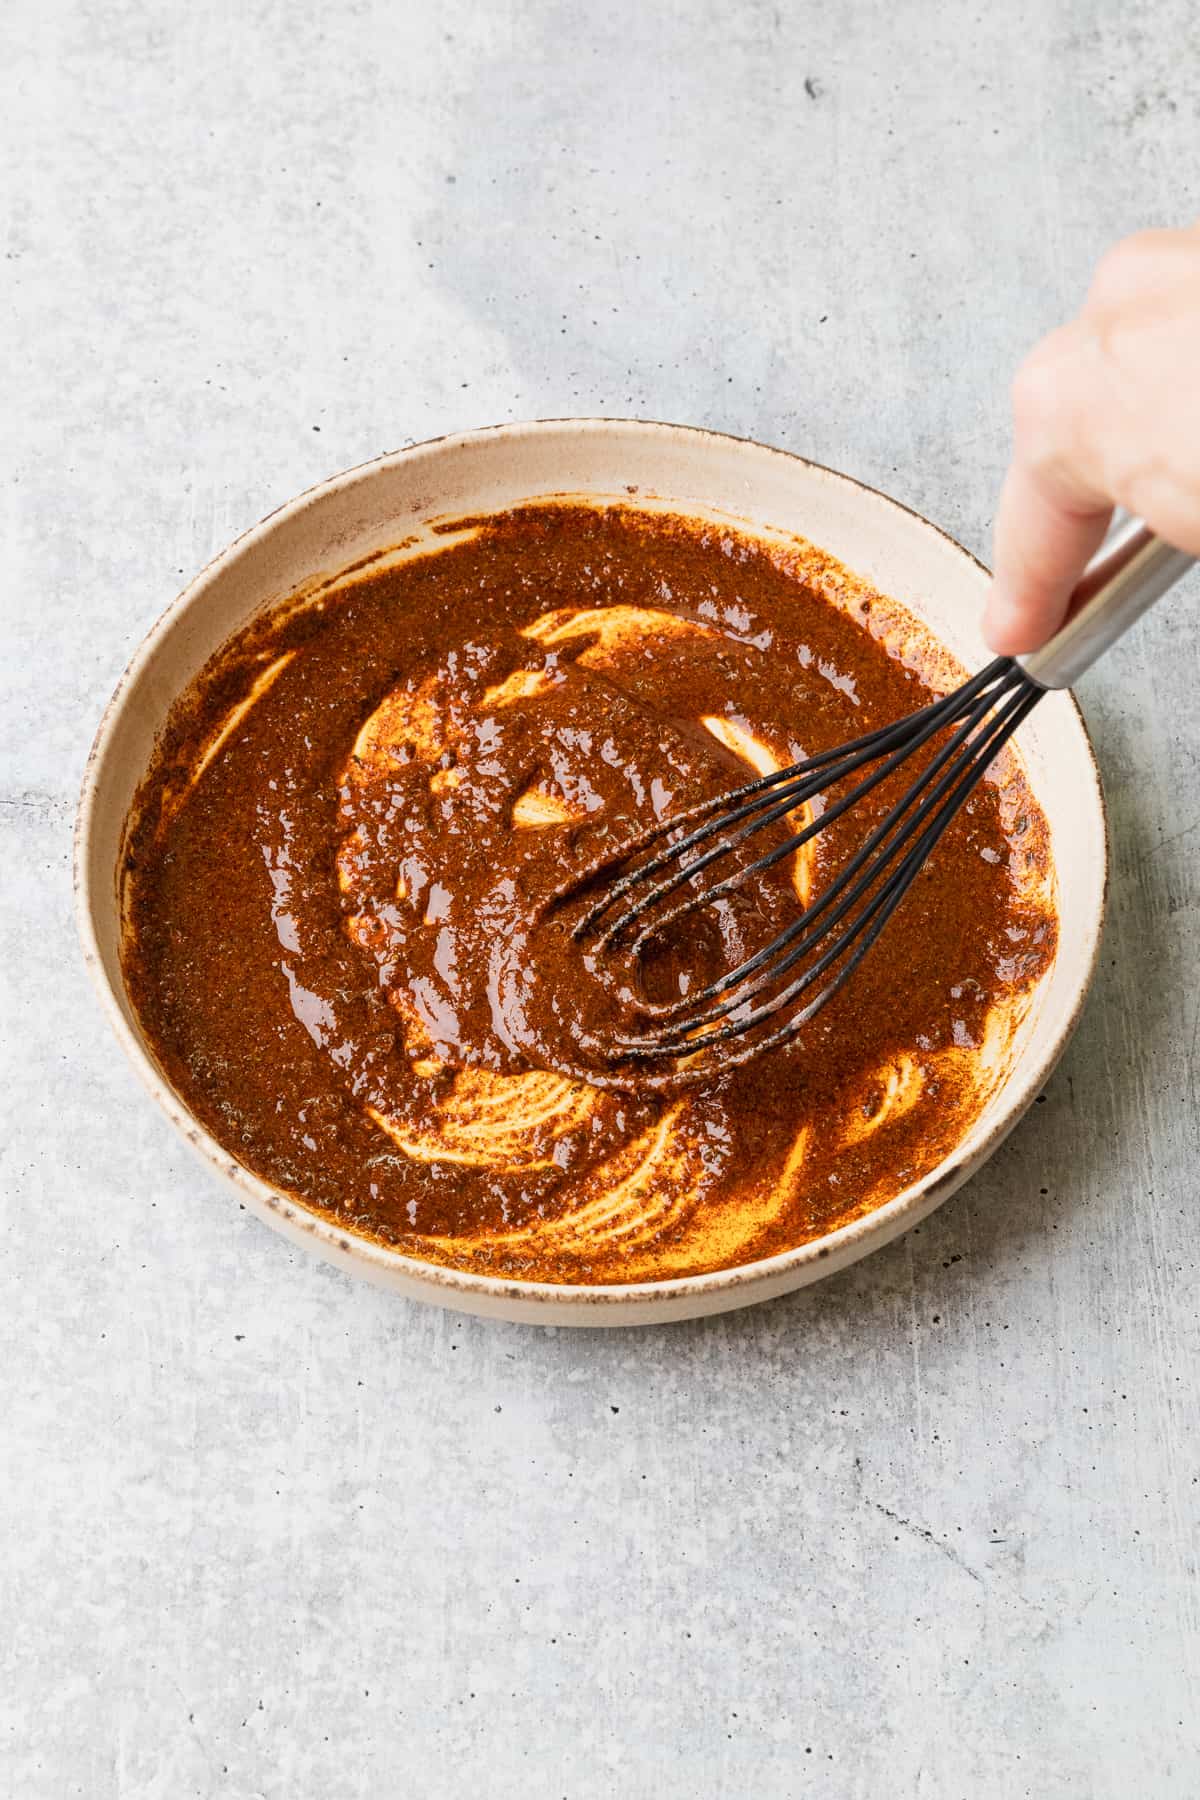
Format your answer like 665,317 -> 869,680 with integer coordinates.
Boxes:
985,225 -> 1200,654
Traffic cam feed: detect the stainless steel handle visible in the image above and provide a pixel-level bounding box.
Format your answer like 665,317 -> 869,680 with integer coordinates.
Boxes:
1017,514 -> 1195,689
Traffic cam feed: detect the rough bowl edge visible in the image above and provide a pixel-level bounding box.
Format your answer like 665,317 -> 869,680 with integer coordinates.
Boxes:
73,418 -> 1110,1325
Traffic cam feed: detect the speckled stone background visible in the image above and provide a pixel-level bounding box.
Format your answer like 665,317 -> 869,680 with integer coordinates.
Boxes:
4,2 -> 1199,1795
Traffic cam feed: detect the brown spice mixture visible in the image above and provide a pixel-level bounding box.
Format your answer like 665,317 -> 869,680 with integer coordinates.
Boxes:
123,504 -> 1055,1283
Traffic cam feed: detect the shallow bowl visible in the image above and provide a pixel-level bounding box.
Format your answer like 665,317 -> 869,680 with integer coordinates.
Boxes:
75,420 -> 1107,1325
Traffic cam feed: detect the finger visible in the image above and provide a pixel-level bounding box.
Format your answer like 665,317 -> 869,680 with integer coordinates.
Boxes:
1087,225 -> 1200,310
986,323 -> 1113,654
985,457 -> 1112,655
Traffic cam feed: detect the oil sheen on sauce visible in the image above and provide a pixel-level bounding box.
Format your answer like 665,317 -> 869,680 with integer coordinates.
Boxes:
123,504 -> 1057,1284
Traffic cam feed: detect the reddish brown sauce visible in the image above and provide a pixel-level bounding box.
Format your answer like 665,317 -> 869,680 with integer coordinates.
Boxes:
124,504 -> 1056,1283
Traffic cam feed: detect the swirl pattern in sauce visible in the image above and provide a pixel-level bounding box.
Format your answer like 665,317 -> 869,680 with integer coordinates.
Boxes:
123,504 -> 1056,1283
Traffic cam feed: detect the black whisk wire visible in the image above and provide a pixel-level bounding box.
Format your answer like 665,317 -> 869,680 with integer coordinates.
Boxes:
614,678 -> 1040,1061
557,655 -> 1045,1082
633,668 -> 1030,1027
580,656 -> 1020,952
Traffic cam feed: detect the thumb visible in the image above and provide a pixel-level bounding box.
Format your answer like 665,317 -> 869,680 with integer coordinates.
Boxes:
985,457 -> 1112,655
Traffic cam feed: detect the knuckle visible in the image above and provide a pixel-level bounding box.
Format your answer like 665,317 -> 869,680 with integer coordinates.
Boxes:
1088,230 -> 1165,303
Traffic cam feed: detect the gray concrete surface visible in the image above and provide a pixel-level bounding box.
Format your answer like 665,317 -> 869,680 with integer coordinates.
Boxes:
3,1 -> 1199,1794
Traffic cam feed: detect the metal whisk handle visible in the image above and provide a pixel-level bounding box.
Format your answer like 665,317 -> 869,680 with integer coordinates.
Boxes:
1017,514 -> 1195,690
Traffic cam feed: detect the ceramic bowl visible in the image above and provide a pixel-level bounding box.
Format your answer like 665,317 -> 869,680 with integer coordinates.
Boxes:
75,421 -> 1107,1325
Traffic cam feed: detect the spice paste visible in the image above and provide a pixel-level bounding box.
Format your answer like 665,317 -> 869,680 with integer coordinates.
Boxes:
124,503 -> 1056,1283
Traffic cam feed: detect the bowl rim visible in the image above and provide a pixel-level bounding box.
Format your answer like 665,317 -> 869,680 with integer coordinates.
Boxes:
74,417 -> 1109,1313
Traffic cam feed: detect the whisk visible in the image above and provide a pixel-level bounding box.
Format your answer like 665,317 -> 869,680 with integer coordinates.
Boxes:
562,514 -> 1194,1081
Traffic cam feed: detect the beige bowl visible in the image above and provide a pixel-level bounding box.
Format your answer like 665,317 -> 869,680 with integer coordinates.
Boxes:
75,421 -> 1107,1326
